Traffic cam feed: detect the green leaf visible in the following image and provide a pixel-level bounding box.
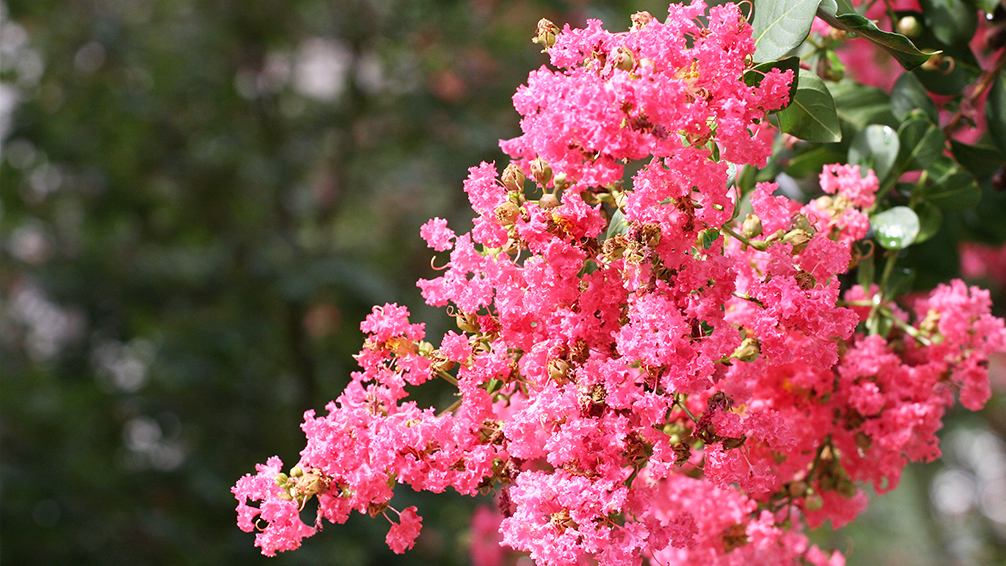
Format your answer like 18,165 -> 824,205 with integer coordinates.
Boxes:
701,229 -> 720,249
896,119 -> 945,171
923,156 -> 981,210
962,0 -> 1001,14
752,0 -> 823,62
771,71 -> 841,142
744,57 -> 801,112
849,125 -> 899,183
891,73 -> 939,123
816,8 -> 933,70
919,0 -> 977,45
604,208 -> 628,241
871,206 -> 920,249
856,243 -> 875,288
912,200 -> 943,244
950,140 -> 1006,178
987,71 -> 1006,156
786,146 -> 845,178
829,79 -> 897,132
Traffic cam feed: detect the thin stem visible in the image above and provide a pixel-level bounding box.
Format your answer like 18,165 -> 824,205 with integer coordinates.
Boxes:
437,369 -> 459,386
673,394 -> 699,423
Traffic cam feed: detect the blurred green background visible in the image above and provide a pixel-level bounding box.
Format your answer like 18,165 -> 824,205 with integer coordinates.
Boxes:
1,1 -> 1004,565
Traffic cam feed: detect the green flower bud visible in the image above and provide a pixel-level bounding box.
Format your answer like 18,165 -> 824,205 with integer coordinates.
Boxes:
531,157 -> 553,186
741,214 -> 763,239
783,229 -> 812,254
896,15 -> 923,38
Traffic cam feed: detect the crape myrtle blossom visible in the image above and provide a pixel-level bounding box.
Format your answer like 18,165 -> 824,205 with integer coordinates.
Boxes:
232,2 -> 1006,565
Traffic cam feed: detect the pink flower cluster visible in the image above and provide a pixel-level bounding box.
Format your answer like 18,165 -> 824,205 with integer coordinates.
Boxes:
232,3 -> 1006,565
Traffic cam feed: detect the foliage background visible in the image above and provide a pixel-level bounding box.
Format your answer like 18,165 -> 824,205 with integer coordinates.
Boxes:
1,0 -> 1004,565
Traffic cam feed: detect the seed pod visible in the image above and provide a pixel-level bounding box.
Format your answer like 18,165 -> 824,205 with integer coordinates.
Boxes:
532,19 -> 558,48
501,163 -> 525,192
630,11 -> 654,31
456,311 -> 479,333
613,46 -> 635,71
495,201 -> 521,225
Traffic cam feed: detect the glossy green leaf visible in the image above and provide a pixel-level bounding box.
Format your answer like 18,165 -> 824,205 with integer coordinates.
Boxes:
772,71 -> 842,142
896,119 -> 946,171
891,73 -> 939,123
829,79 -> 897,131
752,0 -> 823,62
923,156 -> 981,210
604,208 -> 628,241
816,8 -> 933,70
919,0 -> 977,45
786,146 -> 845,178
950,140 -> 1006,178
987,71 -> 1006,155
871,206 -> 921,249
849,125 -> 900,183
912,200 -> 943,244
701,229 -> 720,249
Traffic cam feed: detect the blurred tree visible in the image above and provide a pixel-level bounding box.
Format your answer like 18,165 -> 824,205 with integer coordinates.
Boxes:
0,1 -> 666,565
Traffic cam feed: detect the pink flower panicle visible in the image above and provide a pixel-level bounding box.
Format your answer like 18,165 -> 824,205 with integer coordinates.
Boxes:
234,3 -> 1005,565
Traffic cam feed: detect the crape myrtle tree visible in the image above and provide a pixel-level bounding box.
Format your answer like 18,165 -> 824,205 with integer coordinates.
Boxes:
232,0 -> 1006,565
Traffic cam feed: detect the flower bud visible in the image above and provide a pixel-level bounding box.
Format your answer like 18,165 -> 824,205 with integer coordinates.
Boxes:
456,311 -> 479,333
613,46 -> 635,71
274,473 -> 289,486
538,193 -> 560,209
532,19 -> 559,49
741,214 -> 763,239
788,481 -> 808,498
804,492 -> 824,511
788,213 -> 814,234
783,229 -> 812,254
277,491 -> 294,501
290,466 -> 303,478
531,157 -> 553,185
502,163 -> 525,192
896,15 -> 923,37
731,336 -> 761,362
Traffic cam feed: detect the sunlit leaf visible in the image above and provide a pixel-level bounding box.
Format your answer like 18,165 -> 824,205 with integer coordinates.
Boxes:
753,0 -> 822,62
849,125 -> 899,183
871,206 -> 920,249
